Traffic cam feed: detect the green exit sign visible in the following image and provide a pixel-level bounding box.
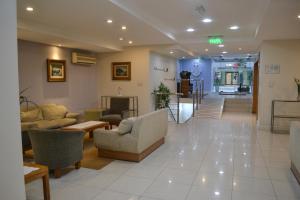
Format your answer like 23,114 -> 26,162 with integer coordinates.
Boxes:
208,37 -> 224,45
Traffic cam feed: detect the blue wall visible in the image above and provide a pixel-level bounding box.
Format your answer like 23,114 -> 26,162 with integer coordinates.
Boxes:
178,58 -> 212,92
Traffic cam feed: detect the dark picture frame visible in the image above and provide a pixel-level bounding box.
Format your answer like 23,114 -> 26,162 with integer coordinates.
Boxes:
47,59 -> 66,82
112,62 -> 131,81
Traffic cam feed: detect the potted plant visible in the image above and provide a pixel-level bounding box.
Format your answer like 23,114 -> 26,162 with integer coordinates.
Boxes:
153,83 -> 171,109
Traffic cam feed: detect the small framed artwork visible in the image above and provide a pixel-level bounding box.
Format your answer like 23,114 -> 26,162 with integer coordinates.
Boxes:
111,62 -> 131,81
47,59 -> 66,82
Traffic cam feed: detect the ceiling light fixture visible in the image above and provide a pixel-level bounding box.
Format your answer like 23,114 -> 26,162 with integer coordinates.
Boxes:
298,15 -> 300,19
170,51 -> 174,54
214,191 -> 220,196
128,40 -> 133,44
182,56 -> 185,59
205,49 -> 209,52
26,6 -> 34,12
218,44 -> 224,48
106,19 -> 113,24
58,44 -> 62,47
229,25 -> 239,30
186,28 -> 195,32
122,26 -> 127,30
222,51 -> 228,54
119,37 -> 124,41
238,48 -> 242,51
202,18 -> 212,23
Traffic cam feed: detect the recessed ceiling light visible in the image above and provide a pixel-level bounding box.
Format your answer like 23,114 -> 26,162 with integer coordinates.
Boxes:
119,37 -> 124,41
205,48 -> 209,52
26,6 -> 34,12
170,51 -> 174,54
122,26 -> 127,30
202,18 -> 213,23
106,19 -> 113,24
238,48 -> 242,51
218,44 -> 224,48
222,51 -> 228,54
298,15 -> 300,19
128,40 -> 133,44
214,191 -> 220,196
58,44 -> 62,47
182,56 -> 185,59
186,28 -> 195,32
229,25 -> 239,30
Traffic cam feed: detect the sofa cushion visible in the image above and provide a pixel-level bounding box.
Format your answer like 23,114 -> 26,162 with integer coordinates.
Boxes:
41,104 -> 68,120
21,122 -> 38,131
118,117 -> 136,135
54,118 -> 77,127
20,109 -> 43,122
101,114 -> 122,122
35,120 -> 61,129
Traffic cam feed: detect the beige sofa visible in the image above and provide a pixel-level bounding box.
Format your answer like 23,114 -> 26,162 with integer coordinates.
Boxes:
94,109 -> 168,162
290,121 -> 300,183
21,104 -> 79,130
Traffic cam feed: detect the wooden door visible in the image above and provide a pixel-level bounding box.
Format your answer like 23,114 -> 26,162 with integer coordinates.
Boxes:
252,61 -> 259,116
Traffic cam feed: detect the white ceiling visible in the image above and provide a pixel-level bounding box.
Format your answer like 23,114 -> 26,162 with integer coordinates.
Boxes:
17,0 -> 300,58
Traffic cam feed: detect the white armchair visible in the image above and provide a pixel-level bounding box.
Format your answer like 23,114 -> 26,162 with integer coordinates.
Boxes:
93,109 -> 168,162
290,121 -> 300,182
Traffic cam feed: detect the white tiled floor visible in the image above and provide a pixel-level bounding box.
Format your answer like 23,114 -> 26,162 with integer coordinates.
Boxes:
26,112 -> 300,200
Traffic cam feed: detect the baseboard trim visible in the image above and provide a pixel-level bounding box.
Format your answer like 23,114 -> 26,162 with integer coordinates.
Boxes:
98,138 -> 165,162
291,162 -> 300,185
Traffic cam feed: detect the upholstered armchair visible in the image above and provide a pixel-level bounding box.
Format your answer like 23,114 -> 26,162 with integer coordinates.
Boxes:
28,129 -> 85,178
100,97 -> 130,128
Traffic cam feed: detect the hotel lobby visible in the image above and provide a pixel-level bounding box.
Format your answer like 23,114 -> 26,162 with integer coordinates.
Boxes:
1,0 -> 300,200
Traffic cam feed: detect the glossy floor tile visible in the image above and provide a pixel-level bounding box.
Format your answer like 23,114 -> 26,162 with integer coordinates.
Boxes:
26,111 -> 299,200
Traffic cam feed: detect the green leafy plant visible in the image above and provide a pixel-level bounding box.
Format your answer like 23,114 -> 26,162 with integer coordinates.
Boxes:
153,83 -> 171,109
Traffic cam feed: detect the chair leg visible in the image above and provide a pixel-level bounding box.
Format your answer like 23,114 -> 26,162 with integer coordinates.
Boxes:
54,168 -> 61,178
75,161 -> 81,169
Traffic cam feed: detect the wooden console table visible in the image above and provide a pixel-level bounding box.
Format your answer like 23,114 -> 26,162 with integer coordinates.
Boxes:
271,100 -> 300,132
24,163 -> 50,200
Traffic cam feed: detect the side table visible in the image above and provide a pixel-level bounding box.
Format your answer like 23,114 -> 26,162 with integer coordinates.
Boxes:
24,163 -> 50,200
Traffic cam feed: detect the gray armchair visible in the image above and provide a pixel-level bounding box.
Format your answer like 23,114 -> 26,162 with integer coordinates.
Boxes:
100,97 -> 130,128
28,129 -> 85,178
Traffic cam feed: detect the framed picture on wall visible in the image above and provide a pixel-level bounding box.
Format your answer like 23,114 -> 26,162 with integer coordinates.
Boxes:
111,62 -> 131,81
47,59 -> 66,82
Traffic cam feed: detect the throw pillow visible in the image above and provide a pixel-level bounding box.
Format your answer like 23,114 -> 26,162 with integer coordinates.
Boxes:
41,104 -> 68,120
118,117 -> 136,135
20,109 -> 43,122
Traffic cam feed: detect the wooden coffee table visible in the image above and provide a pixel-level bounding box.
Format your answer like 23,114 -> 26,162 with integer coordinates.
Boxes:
24,163 -> 50,200
63,121 -> 110,138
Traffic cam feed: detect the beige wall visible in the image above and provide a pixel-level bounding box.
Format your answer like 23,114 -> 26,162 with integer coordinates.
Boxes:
97,47 -> 151,115
0,0 -> 26,199
97,48 -> 177,115
18,40 -> 98,112
258,40 -> 300,130
149,51 -> 177,110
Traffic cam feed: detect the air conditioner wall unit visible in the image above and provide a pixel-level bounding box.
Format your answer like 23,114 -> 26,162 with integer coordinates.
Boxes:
72,52 -> 96,65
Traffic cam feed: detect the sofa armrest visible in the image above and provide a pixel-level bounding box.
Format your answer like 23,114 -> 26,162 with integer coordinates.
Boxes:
66,112 -> 80,119
121,110 -> 130,119
101,109 -> 111,116
93,128 -> 137,152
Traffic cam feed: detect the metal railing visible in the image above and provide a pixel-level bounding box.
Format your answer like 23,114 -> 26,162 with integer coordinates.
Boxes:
153,92 -> 183,124
192,80 -> 204,117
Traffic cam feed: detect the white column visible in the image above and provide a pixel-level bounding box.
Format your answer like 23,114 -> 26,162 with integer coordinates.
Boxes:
0,0 -> 26,199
